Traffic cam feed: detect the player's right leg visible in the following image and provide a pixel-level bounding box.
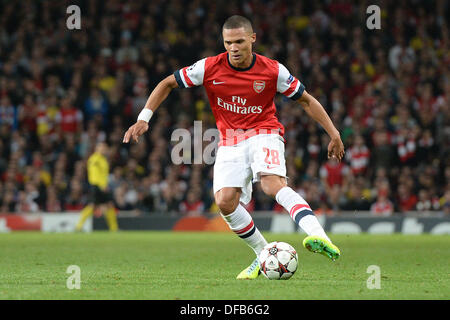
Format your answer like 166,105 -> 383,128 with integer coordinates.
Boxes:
213,142 -> 268,279
215,187 -> 266,279
77,185 -> 104,232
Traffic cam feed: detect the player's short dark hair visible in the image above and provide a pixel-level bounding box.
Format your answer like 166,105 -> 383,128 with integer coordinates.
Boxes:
222,15 -> 253,33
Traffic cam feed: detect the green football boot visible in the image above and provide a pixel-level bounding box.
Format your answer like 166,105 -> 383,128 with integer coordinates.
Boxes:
236,258 -> 261,279
303,235 -> 341,261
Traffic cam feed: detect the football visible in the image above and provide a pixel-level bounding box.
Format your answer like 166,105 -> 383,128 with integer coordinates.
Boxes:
259,241 -> 298,280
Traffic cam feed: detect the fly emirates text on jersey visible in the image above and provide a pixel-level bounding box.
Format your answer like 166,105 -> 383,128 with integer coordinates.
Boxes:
217,95 -> 263,114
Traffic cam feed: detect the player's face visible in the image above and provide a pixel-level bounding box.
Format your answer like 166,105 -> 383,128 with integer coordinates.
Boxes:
97,143 -> 108,156
223,27 -> 256,68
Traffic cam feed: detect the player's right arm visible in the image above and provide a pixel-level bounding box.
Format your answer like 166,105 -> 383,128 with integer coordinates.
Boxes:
123,57 -> 206,144
122,74 -> 178,143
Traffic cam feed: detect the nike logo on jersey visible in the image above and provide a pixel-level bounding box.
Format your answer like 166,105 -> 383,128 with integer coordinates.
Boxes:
266,165 -> 278,170
213,80 -> 225,85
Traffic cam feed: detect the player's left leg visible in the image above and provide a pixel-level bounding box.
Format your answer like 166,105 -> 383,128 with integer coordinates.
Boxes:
250,134 -> 339,261
260,175 -> 340,261
76,204 -> 94,231
104,202 -> 118,232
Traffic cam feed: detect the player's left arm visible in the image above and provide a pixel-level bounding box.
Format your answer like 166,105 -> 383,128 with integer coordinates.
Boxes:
297,91 -> 345,161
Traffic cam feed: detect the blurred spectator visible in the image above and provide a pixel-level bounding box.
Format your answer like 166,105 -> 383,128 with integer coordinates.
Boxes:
57,97 -> 83,136
415,189 -> 440,212
345,134 -> 370,176
64,180 -> 85,211
441,189 -> 450,215
319,158 -> 350,191
15,190 -> 39,213
179,190 -> 205,215
18,94 -> 38,135
84,88 -> 109,129
114,182 -> 135,211
0,95 -> 17,131
396,183 -> 418,213
370,189 -> 394,217
45,185 -> 62,212
159,183 -> 181,213
340,182 -> 371,212
1,190 -> 16,213
371,120 -> 396,171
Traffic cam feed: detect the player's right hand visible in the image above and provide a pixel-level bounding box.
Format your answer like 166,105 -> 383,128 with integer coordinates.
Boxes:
122,120 -> 149,143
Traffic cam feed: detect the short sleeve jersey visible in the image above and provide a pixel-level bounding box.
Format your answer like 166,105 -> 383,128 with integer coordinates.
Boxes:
174,52 -> 305,146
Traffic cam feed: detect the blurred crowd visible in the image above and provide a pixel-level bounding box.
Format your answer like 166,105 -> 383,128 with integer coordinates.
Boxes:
0,0 -> 449,216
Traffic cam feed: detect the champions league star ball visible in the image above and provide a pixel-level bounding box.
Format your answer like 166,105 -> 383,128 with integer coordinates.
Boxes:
259,241 -> 298,280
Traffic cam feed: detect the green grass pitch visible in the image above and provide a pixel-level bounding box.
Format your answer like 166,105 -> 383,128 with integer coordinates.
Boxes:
0,231 -> 448,300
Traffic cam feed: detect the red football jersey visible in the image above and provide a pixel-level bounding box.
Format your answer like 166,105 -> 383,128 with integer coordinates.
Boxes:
174,52 -> 305,145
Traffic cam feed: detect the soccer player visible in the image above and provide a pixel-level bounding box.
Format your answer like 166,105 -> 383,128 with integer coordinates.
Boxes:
76,142 -> 118,232
123,15 -> 344,279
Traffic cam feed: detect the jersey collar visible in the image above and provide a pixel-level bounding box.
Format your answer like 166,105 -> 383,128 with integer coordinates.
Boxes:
227,53 -> 256,71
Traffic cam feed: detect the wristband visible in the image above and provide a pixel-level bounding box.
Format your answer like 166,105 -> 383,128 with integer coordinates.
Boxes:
137,108 -> 153,122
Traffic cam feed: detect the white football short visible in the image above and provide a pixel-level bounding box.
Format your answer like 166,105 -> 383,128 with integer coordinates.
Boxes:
213,134 -> 287,204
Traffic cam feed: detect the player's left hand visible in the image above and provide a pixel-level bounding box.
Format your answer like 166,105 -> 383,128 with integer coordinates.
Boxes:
327,136 -> 345,162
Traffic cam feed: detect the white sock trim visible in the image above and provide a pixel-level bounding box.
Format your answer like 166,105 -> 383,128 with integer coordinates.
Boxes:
221,204 -> 267,255
275,186 -> 331,242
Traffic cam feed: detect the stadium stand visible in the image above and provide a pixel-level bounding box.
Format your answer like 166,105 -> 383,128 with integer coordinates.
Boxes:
0,0 -> 448,216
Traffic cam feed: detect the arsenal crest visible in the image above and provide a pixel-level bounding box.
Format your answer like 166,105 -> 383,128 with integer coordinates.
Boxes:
253,80 -> 265,93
